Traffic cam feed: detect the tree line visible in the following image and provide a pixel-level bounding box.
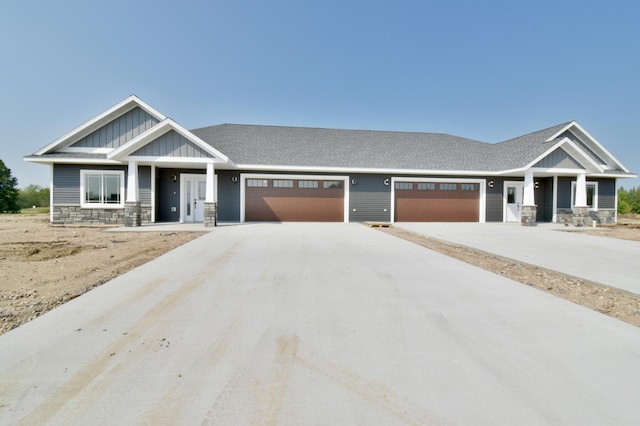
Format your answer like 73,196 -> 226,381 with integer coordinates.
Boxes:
618,186 -> 640,214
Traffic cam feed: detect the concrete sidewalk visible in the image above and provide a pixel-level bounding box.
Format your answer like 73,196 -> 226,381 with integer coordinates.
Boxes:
1,223 -> 639,425
397,222 -> 640,295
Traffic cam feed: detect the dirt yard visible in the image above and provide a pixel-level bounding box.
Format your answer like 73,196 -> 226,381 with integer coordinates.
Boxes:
1,214 -> 639,335
0,214 -> 204,335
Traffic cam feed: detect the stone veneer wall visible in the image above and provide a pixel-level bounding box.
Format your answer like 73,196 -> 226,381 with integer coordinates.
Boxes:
52,205 -> 152,225
555,208 -> 616,225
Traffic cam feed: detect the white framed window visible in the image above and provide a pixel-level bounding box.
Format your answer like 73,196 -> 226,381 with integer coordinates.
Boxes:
571,181 -> 598,210
80,170 -> 125,208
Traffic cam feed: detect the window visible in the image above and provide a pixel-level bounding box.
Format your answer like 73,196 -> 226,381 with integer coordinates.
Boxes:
461,183 -> 477,191
323,181 -> 343,189
81,170 -> 124,208
395,182 -> 413,190
417,183 -> 435,190
273,179 -> 294,188
571,181 -> 598,210
298,180 -> 319,189
440,183 -> 457,191
247,179 -> 268,187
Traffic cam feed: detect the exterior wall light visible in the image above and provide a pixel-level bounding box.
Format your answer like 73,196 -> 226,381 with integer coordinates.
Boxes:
231,176 -> 239,183
488,180 -> 494,188
351,178 -> 358,185
534,181 -> 539,189
171,173 -> 177,182
383,178 -> 390,186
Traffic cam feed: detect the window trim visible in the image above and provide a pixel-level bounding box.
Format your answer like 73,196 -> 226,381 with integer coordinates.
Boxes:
571,181 -> 598,211
80,169 -> 125,209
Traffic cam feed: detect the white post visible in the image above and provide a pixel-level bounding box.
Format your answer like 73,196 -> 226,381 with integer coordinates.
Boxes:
523,170 -> 535,206
126,160 -> 139,202
575,173 -> 587,207
206,163 -> 215,203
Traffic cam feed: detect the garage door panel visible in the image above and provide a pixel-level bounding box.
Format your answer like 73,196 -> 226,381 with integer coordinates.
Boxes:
395,182 -> 479,222
246,179 -> 344,222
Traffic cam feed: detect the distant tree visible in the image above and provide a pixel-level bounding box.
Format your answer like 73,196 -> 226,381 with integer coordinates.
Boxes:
18,184 -> 50,209
0,159 -> 20,212
618,186 -> 640,214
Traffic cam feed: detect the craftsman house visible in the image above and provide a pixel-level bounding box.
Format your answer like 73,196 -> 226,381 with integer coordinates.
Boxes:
25,95 -> 635,227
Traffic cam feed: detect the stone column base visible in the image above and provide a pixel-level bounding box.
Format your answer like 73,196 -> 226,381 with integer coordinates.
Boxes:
521,205 -> 537,226
572,206 -> 589,227
204,202 -> 217,227
124,201 -> 142,227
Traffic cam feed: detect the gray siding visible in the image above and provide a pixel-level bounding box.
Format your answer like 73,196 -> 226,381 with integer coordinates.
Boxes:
71,107 -> 159,149
560,131 -> 606,164
485,177 -> 504,222
217,171 -> 241,222
53,164 -> 149,206
156,168 -> 201,222
349,174 -> 391,222
139,166 -> 152,206
557,177 -> 572,208
53,164 -> 127,205
597,178 -> 616,209
534,148 -> 584,169
541,177 -> 554,222
132,130 -> 213,158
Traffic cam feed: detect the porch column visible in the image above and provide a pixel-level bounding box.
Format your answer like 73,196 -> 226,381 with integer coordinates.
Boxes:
204,162 -> 217,227
521,169 -> 537,226
573,172 -> 588,226
124,160 -> 141,227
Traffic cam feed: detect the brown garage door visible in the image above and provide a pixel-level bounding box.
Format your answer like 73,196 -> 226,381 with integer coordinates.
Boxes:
394,182 -> 479,222
246,178 -> 344,221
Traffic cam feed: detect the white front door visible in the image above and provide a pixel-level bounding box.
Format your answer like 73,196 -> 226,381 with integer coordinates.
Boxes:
182,175 -> 206,222
504,181 -> 524,222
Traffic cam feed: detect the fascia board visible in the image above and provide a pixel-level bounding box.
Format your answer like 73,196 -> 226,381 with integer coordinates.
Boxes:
124,156 -> 227,164
545,121 -> 576,142
34,95 -> 166,155
569,122 -> 631,173
23,157 -> 122,165
108,119 -> 230,162
235,164 -> 497,176
524,138 -> 603,172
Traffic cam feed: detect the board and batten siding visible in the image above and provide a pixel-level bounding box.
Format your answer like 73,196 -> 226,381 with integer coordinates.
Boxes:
131,130 -> 212,158
533,148 -> 584,169
217,171 -> 241,222
70,107 -> 159,149
52,164 -> 151,205
349,174 -> 391,222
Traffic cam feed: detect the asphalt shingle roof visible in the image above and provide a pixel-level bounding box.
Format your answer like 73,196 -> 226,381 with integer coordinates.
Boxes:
191,122 -> 572,171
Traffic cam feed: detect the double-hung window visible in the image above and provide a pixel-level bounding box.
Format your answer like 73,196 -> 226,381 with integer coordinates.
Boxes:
81,170 -> 125,208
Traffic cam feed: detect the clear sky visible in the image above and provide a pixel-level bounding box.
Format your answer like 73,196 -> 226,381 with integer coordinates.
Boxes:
1,0 -> 638,188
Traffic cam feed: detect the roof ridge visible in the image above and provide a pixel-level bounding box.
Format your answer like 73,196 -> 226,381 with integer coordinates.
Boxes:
495,121 -> 574,145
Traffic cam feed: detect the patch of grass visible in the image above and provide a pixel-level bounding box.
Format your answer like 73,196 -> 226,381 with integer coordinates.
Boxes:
19,207 -> 50,215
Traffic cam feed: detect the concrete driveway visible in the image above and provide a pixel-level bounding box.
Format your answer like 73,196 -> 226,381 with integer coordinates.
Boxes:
396,222 -> 640,296
1,223 -> 639,425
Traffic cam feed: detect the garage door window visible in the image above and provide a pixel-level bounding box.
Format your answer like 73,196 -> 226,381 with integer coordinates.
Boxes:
273,180 -> 294,188
395,182 -> 413,190
461,184 -> 477,191
417,183 -> 435,190
298,180 -> 319,189
323,181 -> 343,189
247,179 -> 268,187
440,183 -> 457,191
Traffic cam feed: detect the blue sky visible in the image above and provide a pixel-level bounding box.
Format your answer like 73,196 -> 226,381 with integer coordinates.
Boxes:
1,0 -> 638,188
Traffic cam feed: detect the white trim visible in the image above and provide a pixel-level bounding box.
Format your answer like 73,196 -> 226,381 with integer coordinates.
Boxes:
80,169 -> 126,209
123,156 -> 226,164
236,164 -> 495,176
571,180 -> 598,211
525,138 -> 603,172
614,178 -> 618,223
240,173 -> 349,223
49,165 -> 54,222
35,95 -> 166,155
151,165 -> 156,223
552,175 -> 558,223
390,177 -> 486,223
60,147 -> 113,154
180,173 -> 208,223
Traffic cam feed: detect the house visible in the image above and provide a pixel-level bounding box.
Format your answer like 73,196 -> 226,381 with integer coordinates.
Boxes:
25,95 -> 636,227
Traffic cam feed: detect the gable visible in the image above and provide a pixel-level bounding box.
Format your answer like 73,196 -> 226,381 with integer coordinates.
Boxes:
70,107 -> 160,150
556,130 -> 606,165
533,148 -> 585,169
130,130 -> 213,158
